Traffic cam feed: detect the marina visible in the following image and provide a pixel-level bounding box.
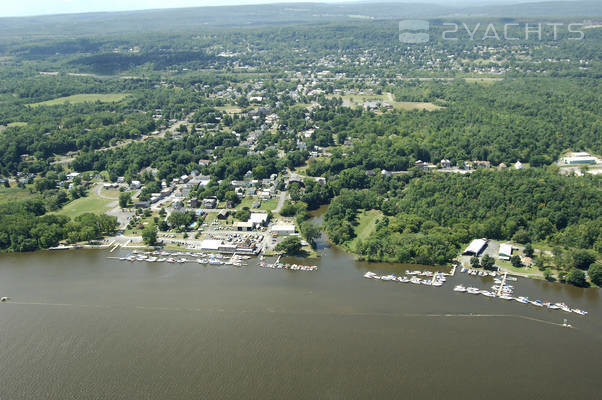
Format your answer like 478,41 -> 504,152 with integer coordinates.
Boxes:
454,270 -> 589,316
0,247 -> 599,400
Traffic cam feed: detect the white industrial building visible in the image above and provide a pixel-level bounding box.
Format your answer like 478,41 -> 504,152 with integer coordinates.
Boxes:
271,224 -> 296,236
462,238 -> 488,256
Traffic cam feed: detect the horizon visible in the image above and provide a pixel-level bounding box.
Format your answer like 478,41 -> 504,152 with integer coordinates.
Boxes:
0,0 -> 580,18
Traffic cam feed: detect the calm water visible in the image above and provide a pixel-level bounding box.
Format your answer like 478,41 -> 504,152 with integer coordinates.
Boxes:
1,242 -> 601,399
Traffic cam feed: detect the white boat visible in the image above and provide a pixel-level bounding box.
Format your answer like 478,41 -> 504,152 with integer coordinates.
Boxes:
363,272 -> 377,279
1,297 -> 8,302
453,285 -> 466,292
515,297 -> 529,304
480,291 -> 496,297
499,294 -> 514,300
466,287 -> 480,294
572,309 -> 588,316
432,281 -> 443,287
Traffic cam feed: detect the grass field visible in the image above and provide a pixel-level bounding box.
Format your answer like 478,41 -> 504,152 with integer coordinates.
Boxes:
56,191 -> 115,218
344,209 -> 383,250
331,93 -> 442,111
0,185 -> 35,204
7,121 -> 28,127
30,93 -> 129,107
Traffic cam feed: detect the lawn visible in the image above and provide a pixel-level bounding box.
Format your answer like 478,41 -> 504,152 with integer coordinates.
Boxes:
259,198 -> 279,212
331,93 -> 442,111
496,259 -> 544,278
344,209 -> 383,251
56,192 -> 115,218
30,93 -> 130,107
0,185 -> 35,204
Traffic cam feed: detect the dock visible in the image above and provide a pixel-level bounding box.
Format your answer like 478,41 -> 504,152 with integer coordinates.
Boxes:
496,272 -> 508,297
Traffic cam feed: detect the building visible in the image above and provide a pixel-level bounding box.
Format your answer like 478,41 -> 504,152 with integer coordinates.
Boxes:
440,159 -> 451,168
563,156 -> 596,165
498,243 -> 513,260
514,161 -> 524,170
249,212 -> 269,227
234,221 -> 254,231
271,224 -> 296,236
462,238 -> 488,256
202,197 -> 217,209
217,210 -> 229,220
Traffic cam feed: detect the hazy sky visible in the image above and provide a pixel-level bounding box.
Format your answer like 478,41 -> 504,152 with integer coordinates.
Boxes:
0,0 -> 561,18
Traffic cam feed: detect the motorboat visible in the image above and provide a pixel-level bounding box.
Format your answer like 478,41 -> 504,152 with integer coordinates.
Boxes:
499,294 -> 514,300
530,300 -> 544,307
466,287 -> 480,294
0,297 -> 8,302
515,297 -> 529,304
572,309 -> 588,316
480,290 -> 496,297
453,285 -> 466,292
363,271 -> 377,279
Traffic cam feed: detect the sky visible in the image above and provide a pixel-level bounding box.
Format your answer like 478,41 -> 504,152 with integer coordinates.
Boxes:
0,0 -> 563,18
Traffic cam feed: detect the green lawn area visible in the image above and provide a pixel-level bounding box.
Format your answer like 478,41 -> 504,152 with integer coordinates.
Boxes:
7,121 -> 28,127
0,185 -> 35,204
259,198 -> 279,211
344,209 -> 383,251
55,191 -> 115,218
496,259 -> 544,278
30,93 -> 130,107
329,93 -> 442,111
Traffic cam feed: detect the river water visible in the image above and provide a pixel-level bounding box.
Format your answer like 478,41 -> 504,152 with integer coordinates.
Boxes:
1,239 -> 601,399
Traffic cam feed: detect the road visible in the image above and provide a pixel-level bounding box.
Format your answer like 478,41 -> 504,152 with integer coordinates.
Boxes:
274,190 -> 288,213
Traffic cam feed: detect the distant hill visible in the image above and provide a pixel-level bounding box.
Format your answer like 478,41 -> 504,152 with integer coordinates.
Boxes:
0,1 -> 599,37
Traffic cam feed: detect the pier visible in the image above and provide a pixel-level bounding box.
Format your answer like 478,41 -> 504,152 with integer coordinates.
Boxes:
496,272 -> 508,297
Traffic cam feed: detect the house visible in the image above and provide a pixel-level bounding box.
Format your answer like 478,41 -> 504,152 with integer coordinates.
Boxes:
381,169 -> 393,178
198,159 -> 211,167
498,163 -> 507,171
202,197 -> 218,209
462,238 -> 488,256
514,161 -> 524,170
66,172 -> 80,181
440,159 -> 451,168
498,243 -> 513,260
130,180 -> 142,190
217,210 -> 229,219
474,160 -> 491,169
134,201 -> 150,209
117,177 -> 125,183
271,224 -> 296,236
188,198 -> 200,208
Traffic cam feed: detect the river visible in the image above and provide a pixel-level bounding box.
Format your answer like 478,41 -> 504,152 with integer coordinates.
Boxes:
1,234 -> 601,399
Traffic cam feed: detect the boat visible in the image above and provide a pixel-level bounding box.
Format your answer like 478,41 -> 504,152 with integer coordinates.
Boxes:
364,271 -> 377,279
410,277 -> 422,284
499,294 -> 514,300
453,285 -> 466,292
0,297 -> 8,302
398,277 -> 410,283
432,281 -> 443,287
466,287 -> 480,294
572,309 -> 588,316
480,290 -> 496,297
515,297 -> 529,304
530,300 -> 543,307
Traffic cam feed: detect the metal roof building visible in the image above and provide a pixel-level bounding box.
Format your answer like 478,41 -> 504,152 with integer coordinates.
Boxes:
498,243 -> 513,260
462,239 -> 488,256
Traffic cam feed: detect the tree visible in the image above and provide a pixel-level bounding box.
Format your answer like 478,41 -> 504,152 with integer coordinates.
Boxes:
566,268 -> 588,287
510,255 -> 523,268
470,256 -> 480,269
572,250 -> 596,270
142,224 -> 157,246
168,211 -> 194,230
119,192 -> 131,208
588,263 -> 602,287
235,208 -> 251,222
524,243 -> 534,258
543,268 -> 555,282
275,236 -> 303,255
300,221 -> 321,248
481,254 -> 495,270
